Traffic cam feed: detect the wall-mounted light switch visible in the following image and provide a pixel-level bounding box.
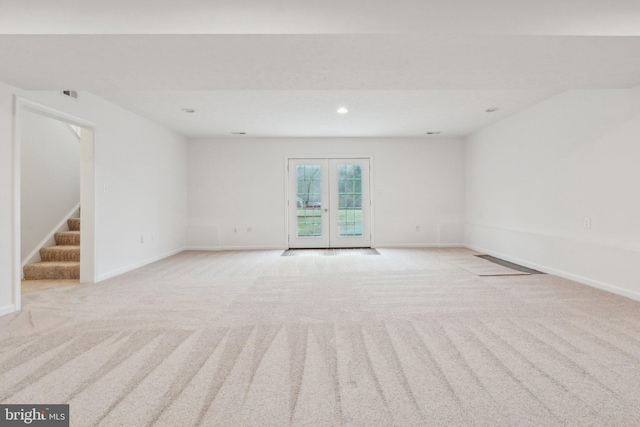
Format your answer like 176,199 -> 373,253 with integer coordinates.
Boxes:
583,217 -> 591,229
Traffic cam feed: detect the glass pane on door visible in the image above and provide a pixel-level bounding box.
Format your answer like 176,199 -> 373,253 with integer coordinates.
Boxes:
337,164 -> 363,237
296,165 -> 323,237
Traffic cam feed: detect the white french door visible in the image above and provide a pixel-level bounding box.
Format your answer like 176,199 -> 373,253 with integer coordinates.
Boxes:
288,158 -> 371,248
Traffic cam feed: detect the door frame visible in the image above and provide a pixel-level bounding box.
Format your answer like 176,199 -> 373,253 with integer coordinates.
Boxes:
284,154 -> 375,249
12,97 -> 97,312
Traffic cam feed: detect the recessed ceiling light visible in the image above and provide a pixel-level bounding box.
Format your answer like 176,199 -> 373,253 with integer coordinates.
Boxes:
182,108 -> 196,113
425,131 -> 441,135
485,107 -> 500,113
337,107 -> 348,114
231,132 -> 246,135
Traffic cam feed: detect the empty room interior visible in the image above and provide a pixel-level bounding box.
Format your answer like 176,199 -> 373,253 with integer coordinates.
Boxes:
1,1 -> 640,425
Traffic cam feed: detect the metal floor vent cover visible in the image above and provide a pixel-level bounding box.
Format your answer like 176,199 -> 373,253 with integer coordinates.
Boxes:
475,255 -> 544,274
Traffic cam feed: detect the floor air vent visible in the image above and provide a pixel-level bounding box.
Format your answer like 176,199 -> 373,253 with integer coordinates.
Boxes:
475,255 -> 544,274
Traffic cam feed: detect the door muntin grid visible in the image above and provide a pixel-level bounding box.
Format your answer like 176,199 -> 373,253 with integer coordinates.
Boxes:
337,164 -> 363,237
288,158 -> 370,249
296,165 -> 323,237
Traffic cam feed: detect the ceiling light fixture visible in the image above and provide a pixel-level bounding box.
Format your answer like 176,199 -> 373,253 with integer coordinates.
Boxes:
182,108 -> 196,113
485,107 -> 500,113
337,107 -> 348,114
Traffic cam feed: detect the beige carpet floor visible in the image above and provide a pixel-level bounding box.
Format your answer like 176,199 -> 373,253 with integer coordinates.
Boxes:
21,279 -> 81,294
2,248 -> 640,426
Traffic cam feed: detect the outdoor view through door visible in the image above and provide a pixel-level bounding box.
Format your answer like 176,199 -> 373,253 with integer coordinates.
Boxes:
288,158 -> 371,248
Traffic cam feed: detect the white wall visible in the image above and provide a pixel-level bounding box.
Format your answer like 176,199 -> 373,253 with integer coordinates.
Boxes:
0,87 -> 189,316
466,87 -> 640,299
21,110 -> 80,263
19,92 -> 189,281
0,82 -> 19,315
188,137 -> 466,249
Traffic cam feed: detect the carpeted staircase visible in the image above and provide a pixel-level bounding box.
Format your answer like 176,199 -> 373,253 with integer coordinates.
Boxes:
23,218 -> 80,280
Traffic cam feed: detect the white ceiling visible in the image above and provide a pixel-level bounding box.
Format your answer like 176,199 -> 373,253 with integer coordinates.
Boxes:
1,1 -> 639,138
2,0 -> 640,36
96,90 -> 558,138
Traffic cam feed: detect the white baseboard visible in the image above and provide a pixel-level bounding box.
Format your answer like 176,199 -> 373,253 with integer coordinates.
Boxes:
96,247 -> 186,282
185,243 -> 465,251
0,304 -> 17,317
465,244 -> 640,302
186,244 -> 464,251
186,246 -> 285,251
376,243 -> 464,248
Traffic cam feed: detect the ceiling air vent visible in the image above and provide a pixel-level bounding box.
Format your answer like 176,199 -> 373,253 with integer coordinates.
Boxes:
61,90 -> 79,101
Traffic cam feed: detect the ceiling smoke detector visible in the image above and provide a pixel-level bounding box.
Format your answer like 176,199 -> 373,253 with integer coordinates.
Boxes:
425,131 -> 441,135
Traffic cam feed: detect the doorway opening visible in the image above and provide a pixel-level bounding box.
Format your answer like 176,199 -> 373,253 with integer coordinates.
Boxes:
287,157 -> 372,248
12,97 -> 96,311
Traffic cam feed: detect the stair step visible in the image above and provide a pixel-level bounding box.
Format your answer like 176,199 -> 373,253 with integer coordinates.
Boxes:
67,218 -> 81,231
23,262 -> 80,280
55,231 -> 80,246
40,245 -> 80,262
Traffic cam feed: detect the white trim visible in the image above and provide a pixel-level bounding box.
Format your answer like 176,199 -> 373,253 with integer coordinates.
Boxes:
376,243 -> 464,248
283,157 -> 289,249
328,158 -> 371,248
65,123 -> 82,142
96,247 -> 186,282
284,154 -> 375,249
369,160 -> 375,248
0,304 -> 17,317
288,158 -> 330,248
13,96 -> 98,310
187,244 -> 463,250
464,243 -> 640,302
466,221 -> 640,253
19,98 -> 96,128
79,127 -> 96,284
287,154 -> 375,160
185,246 -> 285,251
12,96 -> 21,311
21,203 -> 80,269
